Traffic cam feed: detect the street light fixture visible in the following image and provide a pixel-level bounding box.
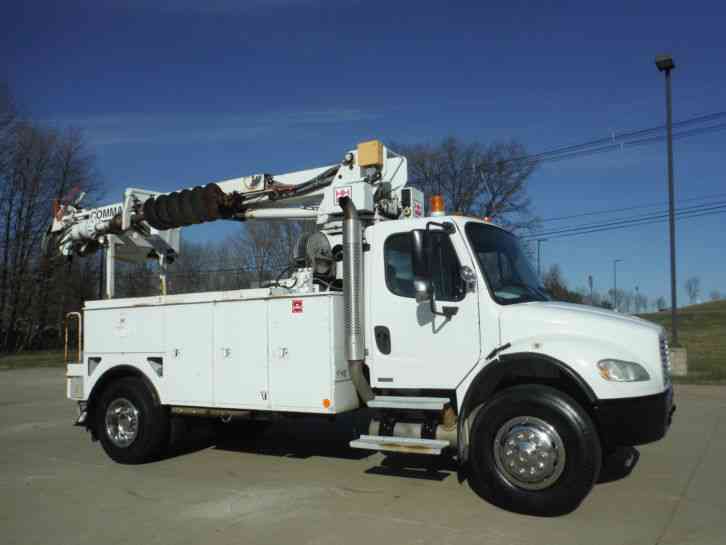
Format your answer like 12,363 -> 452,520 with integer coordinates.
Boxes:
613,259 -> 623,311
655,53 -> 679,346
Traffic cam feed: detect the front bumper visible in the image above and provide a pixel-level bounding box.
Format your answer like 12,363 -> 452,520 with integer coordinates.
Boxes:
594,386 -> 675,447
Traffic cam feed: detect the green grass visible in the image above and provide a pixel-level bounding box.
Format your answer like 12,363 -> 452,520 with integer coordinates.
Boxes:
0,349 -> 65,370
640,300 -> 726,384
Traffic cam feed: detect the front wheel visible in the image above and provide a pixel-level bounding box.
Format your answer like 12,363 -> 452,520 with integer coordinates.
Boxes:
468,384 -> 601,516
95,377 -> 169,464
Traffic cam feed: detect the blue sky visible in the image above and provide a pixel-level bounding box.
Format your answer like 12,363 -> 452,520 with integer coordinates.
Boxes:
3,0 -> 724,306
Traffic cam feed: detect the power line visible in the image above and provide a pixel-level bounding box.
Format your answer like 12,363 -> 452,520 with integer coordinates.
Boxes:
525,206 -> 726,240
541,208 -> 726,240
536,122 -> 726,164
529,111 -> 726,162
495,111 -> 726,167
530,201 -> 726,238
540,192 -> 726,223
528,202 -> 726,238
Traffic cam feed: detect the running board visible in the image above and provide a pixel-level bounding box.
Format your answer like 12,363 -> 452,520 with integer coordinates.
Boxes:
367,396 -> 449,411
350,435 -> 450,455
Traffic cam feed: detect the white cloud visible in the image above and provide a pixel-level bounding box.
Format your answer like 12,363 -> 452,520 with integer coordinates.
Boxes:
43,108 -> 379,146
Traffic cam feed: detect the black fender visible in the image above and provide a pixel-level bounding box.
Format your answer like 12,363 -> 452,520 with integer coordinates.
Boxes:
87,365 -> 162,424
457,352 -> 597,462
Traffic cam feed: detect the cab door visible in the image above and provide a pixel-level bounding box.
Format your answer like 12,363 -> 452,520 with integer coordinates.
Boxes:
367,220 -> 481,390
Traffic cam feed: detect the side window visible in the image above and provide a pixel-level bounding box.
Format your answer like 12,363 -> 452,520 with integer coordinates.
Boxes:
384,232 -> 464,301
384,235 -> 416,298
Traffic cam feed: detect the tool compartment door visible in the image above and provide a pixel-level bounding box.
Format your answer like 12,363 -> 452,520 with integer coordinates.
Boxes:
164,303 -> 214,405
213,299 -> 270,408
268,296 -> 332,412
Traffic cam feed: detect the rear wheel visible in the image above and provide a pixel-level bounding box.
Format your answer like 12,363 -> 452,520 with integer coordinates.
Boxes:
468,384 -> 601,516
95,377 -> 169,464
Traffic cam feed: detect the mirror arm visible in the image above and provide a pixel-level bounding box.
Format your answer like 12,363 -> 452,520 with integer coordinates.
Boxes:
425,221 -> 455,234
429,293 -> 459,319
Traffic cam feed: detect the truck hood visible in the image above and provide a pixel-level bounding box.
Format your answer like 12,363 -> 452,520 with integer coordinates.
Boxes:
498,301 -> 666,398
505,301 -> 663,334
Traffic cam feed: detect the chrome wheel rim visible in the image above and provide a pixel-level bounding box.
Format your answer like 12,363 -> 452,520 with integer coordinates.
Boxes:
493,416 -> 566,490
105,398 -> 139,448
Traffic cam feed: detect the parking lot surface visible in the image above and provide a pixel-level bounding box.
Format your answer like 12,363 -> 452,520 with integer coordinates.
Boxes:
1,368 -> 725,545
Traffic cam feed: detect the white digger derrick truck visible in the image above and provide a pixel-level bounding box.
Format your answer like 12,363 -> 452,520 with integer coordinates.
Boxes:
51,140 -> 675,515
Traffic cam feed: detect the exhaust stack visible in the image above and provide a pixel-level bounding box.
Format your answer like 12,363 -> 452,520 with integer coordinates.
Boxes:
339,196 -> 374,403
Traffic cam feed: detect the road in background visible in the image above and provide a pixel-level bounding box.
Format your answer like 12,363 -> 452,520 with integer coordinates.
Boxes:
1,368 -> 725,545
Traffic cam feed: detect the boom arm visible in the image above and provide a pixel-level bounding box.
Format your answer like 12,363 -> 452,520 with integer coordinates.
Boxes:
48,140 -> 409,260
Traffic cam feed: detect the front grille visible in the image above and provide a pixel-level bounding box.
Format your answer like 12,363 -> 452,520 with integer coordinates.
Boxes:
660,336 -> 672,385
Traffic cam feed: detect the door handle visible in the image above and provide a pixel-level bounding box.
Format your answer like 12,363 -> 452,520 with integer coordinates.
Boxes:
374,326 -> 391,355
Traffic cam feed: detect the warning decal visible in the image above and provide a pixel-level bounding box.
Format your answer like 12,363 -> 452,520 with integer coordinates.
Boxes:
292,299 -> 303,314
335,186 -> 352,203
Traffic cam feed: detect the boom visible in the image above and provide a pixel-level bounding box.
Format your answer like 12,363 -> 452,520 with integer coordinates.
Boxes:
46,140 -> 419,297
48,140 -> 408,257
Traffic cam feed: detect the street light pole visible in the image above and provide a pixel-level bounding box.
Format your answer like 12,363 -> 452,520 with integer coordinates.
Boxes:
537,238 -> 547,279
613,259 -> 623,311
656,54 -> 679,346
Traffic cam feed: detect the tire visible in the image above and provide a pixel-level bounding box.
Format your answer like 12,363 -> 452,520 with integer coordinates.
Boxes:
95,377 -> 169,464
468,384 -> 601,516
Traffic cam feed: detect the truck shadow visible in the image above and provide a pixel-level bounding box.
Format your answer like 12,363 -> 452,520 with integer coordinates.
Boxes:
165,418 -> 639,488
211,415 -> 373,461
597,446 -> 640,484
365,453 -> 458,482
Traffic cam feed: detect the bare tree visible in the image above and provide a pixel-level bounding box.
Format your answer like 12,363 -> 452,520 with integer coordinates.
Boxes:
0,84 -> 101,351
542,264 -> 583,303
710,289 -> 722,302
656,296 -> 667,311
634,292 -> 648,314
394,137 -> 539,232
685,276 -> 701,305
227,221 -> 309,286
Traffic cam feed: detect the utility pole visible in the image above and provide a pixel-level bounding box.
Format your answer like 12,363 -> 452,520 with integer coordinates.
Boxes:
588,275 -> 594,304
613,259 -> 623,311
635,285 -> 640,313
656,54 -> 679,346
537,239 -> 547,279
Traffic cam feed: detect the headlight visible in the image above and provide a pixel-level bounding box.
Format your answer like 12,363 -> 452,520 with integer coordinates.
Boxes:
597,359 -> 650,382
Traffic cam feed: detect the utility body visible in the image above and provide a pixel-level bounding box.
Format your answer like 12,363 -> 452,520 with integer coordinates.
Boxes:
52,141 -> 675,516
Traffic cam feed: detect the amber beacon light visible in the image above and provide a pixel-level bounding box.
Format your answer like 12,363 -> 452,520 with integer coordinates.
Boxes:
429,195 -> 445,216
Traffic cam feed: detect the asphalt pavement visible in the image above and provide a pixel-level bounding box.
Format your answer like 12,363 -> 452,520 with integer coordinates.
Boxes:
1,367 -> 725,545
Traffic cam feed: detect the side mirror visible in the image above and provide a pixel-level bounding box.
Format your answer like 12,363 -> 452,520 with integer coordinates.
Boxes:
410,229 -> 430,279
410,229 -> 432,303
409,228 -> 458,319
414,278 -> 433,303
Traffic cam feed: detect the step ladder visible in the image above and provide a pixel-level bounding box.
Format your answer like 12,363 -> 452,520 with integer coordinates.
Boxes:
350,395 -> 452,455
366,396 -> 449,411
350,435 -> 450,455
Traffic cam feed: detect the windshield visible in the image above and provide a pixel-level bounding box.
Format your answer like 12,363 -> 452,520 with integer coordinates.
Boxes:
465,222 -> 548,305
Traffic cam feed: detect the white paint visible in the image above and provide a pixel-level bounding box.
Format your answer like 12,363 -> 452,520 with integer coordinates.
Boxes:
70,215 -> 668,432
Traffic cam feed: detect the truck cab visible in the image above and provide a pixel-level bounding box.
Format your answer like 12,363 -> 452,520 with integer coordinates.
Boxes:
362,215 -> 674,514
